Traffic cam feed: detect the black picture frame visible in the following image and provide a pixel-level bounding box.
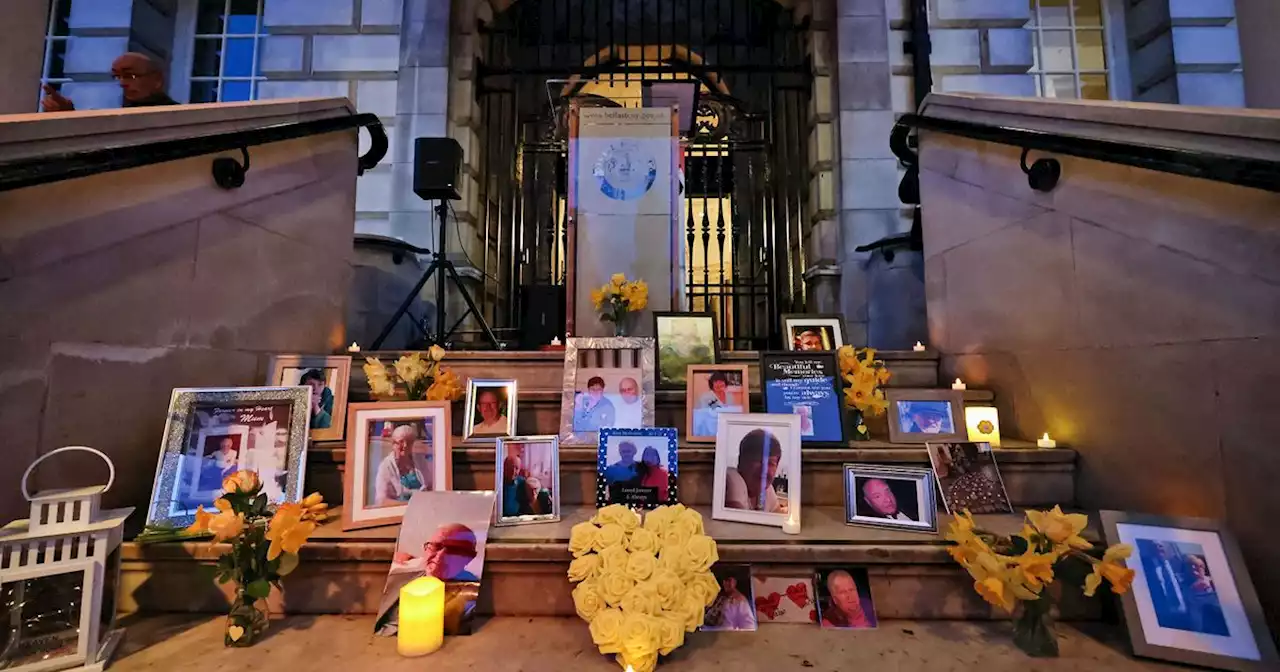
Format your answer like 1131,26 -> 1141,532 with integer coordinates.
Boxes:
758,351 -> 846,446
652,311 -> 720,389
780,313 -> 847,351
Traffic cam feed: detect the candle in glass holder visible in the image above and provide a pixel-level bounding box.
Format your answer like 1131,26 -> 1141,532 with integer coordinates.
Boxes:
398,576 -> 445,657
1037,433 -> 1057,449
912,341 -> 926,352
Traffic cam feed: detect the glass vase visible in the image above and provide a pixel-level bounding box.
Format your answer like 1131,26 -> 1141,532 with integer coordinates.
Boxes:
611,313 -> 631,337
225,588 -> 270,648
849,409 -> 871,441
1012,593 -> 1058,657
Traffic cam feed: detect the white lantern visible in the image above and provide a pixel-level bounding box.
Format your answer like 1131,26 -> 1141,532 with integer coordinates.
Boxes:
0,447 -> 133,672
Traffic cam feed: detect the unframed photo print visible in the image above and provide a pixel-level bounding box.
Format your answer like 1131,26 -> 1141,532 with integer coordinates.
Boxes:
926,442 -> 1013,515
702,564 -> 757,631
753,574 -> 817,624
815,567 -> 877,629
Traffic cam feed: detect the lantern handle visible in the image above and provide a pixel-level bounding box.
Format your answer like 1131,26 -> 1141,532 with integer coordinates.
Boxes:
21,446 -> 116,502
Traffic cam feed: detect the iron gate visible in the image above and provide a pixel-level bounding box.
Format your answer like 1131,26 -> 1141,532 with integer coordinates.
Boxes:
473,0 -> 812,350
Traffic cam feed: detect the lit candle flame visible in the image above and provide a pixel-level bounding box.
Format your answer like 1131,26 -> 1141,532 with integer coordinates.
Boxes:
347,342 -> 361,353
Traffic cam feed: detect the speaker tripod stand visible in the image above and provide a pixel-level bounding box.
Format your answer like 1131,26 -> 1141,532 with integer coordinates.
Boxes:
370,202 -> 500,350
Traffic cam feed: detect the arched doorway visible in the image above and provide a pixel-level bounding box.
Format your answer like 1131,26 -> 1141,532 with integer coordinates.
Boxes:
474,0 -> 812,350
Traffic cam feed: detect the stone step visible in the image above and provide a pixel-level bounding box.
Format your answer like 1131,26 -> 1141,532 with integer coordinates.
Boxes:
119,503 -> 1101,621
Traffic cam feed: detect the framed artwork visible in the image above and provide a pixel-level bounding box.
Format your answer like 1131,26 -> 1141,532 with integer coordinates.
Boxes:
685,363 -> 750,443
711,412 -> 802,529
781,313 -> 846,351
843,464 -> 938,533
925,441 -> 1013,515
753,574 -> 817,624
495,435 -> 561,526
1101,511 -> 1279,672
815,568 -> 878,629
145,387 -> 310,527
701,564 -> 757,632
463,379 -> 518,441
759,351 -> 846,445
596,427 -> 678,509
559,336 -> 656,445
342,401 -> 452,530
265,355 -> 351,441
886,388 -> 967,444
653,311 -> 718,388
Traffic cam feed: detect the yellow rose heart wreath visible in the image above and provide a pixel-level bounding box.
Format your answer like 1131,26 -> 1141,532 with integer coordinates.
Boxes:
568,504 -> 720,672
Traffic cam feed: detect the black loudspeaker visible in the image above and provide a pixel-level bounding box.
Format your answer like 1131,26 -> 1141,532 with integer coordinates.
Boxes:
413,137 -> 462,201
519,284 -> 565,349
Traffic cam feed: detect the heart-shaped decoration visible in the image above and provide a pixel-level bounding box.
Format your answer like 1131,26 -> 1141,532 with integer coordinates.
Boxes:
754,592 -> 782,620
227,625 -> 245,642
785,581 -> 810,608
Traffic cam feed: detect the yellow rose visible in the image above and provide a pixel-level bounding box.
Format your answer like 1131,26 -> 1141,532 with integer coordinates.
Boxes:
619,651 -> 658,672
598,545 -> 630,575
620,584 -> 661,615
221,470 -> 261,495
647,568 -> 684,610
600,571 -> 634,607
693,570 -> 721,607
677,591 -> 707,632
656,613 -> 686,655
642,506 -> 677,533
662,524 -> 692,549
625,551 -> 657,582
657,542 -> 690,577
619,612 -> 660,659
589,607 -> 625,654
185,505 -> 214,534
208,511 -> 245,543
628,527 -> 658,554
595,522 -> 626,551
568,553 -> 603,583
683,535 -> 719,574
593,505 -> 639,531
573,579 -> 606,621
568,522 -> 599,557
675,507 -> 704,537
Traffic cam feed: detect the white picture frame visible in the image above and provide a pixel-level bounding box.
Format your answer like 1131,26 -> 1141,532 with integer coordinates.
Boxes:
711,413 -> 802,529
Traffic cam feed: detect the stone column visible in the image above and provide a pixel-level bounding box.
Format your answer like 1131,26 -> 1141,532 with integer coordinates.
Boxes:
0,0 -> 49,114
803,0 -> 841,314
929,0 -> 1034,96
1126,0 -> 1243,106
1237,0 -> 1280,108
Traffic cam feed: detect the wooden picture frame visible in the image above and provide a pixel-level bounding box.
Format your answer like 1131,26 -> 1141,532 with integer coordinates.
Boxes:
711,412 -> 802,529
684,363 -> 750,443
759,351 -> 846,446
885,388 -> 967,444
653,311 -> 719,389
781,313 -> 847,351
463,378 -> 518,442
1100,511 -> 1279,672
559,336 -> 657,445
342,400 -> 452,530
494,435 -> 561,526
843,464 -> 938,533
265,354 -> 351,442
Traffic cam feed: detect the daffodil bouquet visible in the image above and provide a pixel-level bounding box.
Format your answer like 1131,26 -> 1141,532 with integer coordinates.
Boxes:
590,273 -> 649,336
837,345 -> 891,440
945,506 -> 1135,657
567,504 -> 720,672
362,345 -> 464,401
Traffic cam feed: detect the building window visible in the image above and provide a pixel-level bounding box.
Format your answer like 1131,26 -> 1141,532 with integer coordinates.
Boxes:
39,0 -> 75,103
1028,0 -> 1109,100
189,0 -> 266,103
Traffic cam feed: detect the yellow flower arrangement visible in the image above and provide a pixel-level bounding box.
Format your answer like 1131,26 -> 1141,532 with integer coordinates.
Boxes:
361,344 -> 463,402
836,345 -> 891,439
591,273 -> 649,335
944,506 -> 1135,656
569,504 -> 719,672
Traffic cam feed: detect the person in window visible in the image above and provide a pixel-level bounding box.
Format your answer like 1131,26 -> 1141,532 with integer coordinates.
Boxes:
42,52 -> 178,112
298,369 -> 334,430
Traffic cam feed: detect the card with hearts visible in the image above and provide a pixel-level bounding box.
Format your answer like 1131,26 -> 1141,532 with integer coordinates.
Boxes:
751,574 -> 817,624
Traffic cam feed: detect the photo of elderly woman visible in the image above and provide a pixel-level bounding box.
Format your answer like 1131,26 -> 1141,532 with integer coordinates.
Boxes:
497,437 -> 560,524
723,428 -> 789,515
366,420 -> 436,508
687,366 -> 747,441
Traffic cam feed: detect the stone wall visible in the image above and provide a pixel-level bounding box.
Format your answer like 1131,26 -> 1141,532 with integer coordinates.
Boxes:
0,0 -> 50,114
917,93 -> 1280,626
1236,0 -> 1280,108
1129,0 -> 1245,106
0,100 -> 360,524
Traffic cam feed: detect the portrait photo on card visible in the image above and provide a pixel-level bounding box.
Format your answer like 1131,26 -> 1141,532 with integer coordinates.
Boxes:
926,441 -> 1012,514
596,427 -> 678,509
685,364 -> 749,443
266,355 -> 351,441
464,379 -> 518,440
146,387 -> 310,528
844,464 -> 937,533
815,567 -> 877,629
782,314 -> 846,352
712,413 -> 801,528
760,351 -> 845,444
653,311 -> 718,388
495,436 -> 560,525
375,490 -> 496,638
342,401 -> 452,530
886,388 -> 966,444
559,337 -> 657,445
702,564 -> 757,632
753,574 -> 817,624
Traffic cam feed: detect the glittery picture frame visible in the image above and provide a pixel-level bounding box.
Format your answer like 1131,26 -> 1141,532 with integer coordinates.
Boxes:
145,386 -> 310,528
559,336 -> 657,446
596,426 -> 679,509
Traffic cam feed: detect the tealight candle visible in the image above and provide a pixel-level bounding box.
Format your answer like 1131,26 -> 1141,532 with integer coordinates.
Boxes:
951,378 -> 966,390
397,576 -> 444,657
1037,433 -> 1057,449
913,341 -> 926,352
347,342 -> 361,353
782,517 -> 801,535
551,336 -> 562,346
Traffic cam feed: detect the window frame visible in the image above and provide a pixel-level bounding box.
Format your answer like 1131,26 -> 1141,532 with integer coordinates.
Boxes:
1027,0 -> 1131,101
171,0 -> 268,104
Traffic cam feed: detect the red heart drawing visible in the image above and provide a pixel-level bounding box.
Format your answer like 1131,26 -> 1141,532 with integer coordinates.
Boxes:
786,582 -> 810,608
755,592 -> 782,620
809,608 -> 818,623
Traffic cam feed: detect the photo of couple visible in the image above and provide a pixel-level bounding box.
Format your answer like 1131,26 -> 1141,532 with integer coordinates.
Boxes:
596,428 -> 677,508
497,437 -> 559,524
572,368 -> 645,431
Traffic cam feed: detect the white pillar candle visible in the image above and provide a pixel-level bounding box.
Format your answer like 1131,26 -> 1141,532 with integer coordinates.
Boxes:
782,517 -> 801,535
397,576 -> 444,657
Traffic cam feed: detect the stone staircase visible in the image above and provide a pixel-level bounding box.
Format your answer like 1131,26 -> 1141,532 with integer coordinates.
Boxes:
118,349 -> 1089,620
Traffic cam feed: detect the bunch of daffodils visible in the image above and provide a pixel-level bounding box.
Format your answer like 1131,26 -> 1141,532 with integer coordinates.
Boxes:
590,273 -> 649,327
837,346 -> 891,438
363,344 -> 464,402
945,506 -> 1136,613
567,504 -> 719,672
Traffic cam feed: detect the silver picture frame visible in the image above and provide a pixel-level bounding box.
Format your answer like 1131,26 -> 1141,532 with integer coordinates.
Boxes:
559,336 -> 657,445
146,386 -> 310,528
463,378 -> 519,442
842,464 -> 938,534
494,435 -> 562,526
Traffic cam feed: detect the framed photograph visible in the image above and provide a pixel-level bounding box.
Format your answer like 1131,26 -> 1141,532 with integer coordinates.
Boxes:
844,464 -> 938,533
886,388 -> 967,443
701,564 -> 757,631
685,363 -> 749,443
653,311 -> 719,388
559,337 -> 656,445
495,435 -> 560,526
926,441 -> 1013,515
342,401 -> 452,530
712,412 -> 802,528
1101,511 -> 1279,672
463,379 -> 518,441
265,355 -> 351,441
146,387 -> 310,527
815,567 -> 878,629
374,491 -> 497,637
753,574 -> 817,624
596,427 -> 678,509
759,351 -> 846,445
781,313 -> 846,351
